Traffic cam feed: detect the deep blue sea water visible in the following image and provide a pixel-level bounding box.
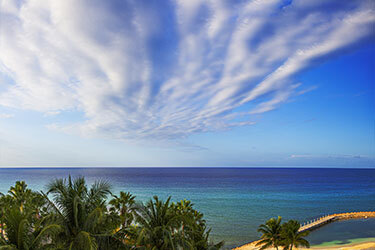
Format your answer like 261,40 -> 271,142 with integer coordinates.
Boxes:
0,167 -> 374,248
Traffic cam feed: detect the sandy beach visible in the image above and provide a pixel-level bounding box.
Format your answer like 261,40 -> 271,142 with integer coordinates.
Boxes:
233,241 -> 375,250
310,241 -> 375,250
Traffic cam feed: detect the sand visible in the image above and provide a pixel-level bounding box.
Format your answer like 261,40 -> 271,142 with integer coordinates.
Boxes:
310,241 -> 375,250
233,241 -> 375,250
234,212 -> 375,250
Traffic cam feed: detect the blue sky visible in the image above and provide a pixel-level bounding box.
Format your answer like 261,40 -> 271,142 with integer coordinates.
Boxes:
0,0 -> 374,167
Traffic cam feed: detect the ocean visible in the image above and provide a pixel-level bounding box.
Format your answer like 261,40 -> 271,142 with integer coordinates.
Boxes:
0,167 -> 374,248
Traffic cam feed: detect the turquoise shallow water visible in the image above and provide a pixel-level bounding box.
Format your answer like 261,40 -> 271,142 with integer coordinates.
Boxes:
0,167 -> 374,248
307,218 -> 375,246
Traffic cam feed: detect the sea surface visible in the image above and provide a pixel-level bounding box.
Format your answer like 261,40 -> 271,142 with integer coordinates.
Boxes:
0,167 -> 374,248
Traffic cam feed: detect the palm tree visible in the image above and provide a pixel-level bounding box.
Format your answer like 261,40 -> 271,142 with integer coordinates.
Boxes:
280,220 -> 310,250
109,191 -> 136,228
0,181 -> 53,248
256,216 -> 282,250
135,196 -> 179,249
7,181 -> 43,214
1,180 -> 223,250
104,192 -> 138,249
173,200 -> 224,250
8,181 -> 31,210
43,176 -> 116,250
0,201 -> 61,250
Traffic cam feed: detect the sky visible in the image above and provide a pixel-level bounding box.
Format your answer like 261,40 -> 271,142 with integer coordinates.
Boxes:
0,0 -> 374,167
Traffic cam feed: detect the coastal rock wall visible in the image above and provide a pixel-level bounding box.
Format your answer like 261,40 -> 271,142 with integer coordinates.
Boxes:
333,211 -> 375,220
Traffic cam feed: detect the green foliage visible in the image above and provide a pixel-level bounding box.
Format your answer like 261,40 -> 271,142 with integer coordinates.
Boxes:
256,216 -> 282,250
43,176 -> 115,250
133,197 -> 224,249
135,196 -> 178,249
109,191 -> 136,228
280,220 -> 309,250
3,181 -> 46,215
256,217 -> 310,250
173,200 -> 224,250
0,178 -> 223,250
0,182 -> 62,250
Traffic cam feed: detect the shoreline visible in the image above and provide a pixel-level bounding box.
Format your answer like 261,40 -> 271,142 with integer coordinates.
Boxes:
233,212 -> 375,250
311,237 -> 375,249
233,239 -> 375,250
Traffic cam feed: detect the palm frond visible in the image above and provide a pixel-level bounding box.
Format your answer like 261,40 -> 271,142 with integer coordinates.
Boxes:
31,224 -> 62,248
75,231 -> 97,250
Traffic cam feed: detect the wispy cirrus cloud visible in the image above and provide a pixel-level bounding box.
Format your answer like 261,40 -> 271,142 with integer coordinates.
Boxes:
290,154 -> 370,159
0,0 -> 374,141
289,154 -> 375,166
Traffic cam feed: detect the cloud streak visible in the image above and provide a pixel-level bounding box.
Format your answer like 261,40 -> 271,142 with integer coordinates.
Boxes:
0,0 -> 374,140
289,154 -> 375,166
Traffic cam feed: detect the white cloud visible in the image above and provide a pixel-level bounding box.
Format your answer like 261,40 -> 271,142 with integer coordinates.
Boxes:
286,153 -> 375,167
0,0 -> 373,140
290,154 -> 375,159
290,154 -> 375,162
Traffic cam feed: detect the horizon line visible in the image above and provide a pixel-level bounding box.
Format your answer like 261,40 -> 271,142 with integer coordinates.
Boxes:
0,166 -> 374,169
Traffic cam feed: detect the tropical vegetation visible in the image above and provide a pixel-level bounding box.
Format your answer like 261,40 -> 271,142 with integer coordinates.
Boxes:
0,177 -> 223,250
256,216 -> 310,250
